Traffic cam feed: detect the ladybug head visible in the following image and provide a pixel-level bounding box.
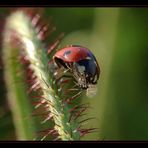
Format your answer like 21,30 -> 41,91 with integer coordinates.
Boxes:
53,45 -> 100,90
72,58 -> 99,89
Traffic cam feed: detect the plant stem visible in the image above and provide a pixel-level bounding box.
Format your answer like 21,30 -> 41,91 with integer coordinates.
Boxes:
2,10 -> 80,140
2,37 -> 36,140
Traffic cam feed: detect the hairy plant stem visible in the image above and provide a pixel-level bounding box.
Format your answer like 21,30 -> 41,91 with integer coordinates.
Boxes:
2,11 -> 80,140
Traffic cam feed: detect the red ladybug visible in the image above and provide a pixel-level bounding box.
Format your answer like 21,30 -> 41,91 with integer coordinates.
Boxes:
53,45 -> 100,89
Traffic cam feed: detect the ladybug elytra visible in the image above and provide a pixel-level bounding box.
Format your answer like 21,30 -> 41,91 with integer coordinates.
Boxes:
53,45 -> 100,90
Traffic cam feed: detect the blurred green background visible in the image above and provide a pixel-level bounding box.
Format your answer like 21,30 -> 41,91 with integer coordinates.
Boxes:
1,7 -> 148,140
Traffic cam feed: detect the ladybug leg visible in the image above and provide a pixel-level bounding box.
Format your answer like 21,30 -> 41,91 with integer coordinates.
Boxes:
53,66 -> 70,79
56,75 -> 79,95
63,63 -> 85,89
64,62 -> 73,73
56,62 -> 79,85
55,75 -> 73,85
64,62 -> 86,88
71,63 -> 88,89
90,69 -> 99,85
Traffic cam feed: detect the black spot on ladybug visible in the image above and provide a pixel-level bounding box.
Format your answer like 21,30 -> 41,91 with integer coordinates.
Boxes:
63,50 -> 71,58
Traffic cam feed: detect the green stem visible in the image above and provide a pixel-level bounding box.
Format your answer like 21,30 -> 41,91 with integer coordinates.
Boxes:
89,8 -> 120,139
2,39 -> 36,140
2,10 -> 80,140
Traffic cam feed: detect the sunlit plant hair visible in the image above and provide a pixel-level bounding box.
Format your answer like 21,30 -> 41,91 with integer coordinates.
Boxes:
2,9 -> 96,140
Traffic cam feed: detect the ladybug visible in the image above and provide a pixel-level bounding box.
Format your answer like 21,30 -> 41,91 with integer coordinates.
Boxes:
53,45 -> 100,90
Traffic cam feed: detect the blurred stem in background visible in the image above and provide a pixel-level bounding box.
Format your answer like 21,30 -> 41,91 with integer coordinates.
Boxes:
104,8 -> 148,140
2,44 -> 36,140
90,8 -> 148,140
86,8 -> 120,140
